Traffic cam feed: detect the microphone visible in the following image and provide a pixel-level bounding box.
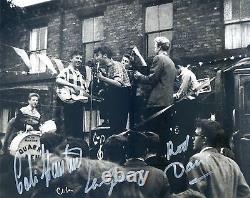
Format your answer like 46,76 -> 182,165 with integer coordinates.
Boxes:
97,62 -> 100,83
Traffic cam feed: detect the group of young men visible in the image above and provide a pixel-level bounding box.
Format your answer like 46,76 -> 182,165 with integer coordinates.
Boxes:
55,36 -> 199,140
2,36 -> 250,197
2,35 -> 207,161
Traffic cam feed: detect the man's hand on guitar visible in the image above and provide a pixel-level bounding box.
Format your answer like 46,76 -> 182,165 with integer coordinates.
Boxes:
97,71 -> 104,79
134,71 -> 143,80
72,85 -> 81,94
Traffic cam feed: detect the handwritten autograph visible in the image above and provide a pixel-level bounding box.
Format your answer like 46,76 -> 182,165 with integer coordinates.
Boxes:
13,135 -> 212,196
85,167 -> 149,196
166,135 -> 190,161
14,144 -> 82,194
56,186 -> 74,195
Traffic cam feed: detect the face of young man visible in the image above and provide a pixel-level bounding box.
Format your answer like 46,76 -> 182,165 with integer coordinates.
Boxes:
28,96 -> 39,109
121,56 -> 131,69
193,127 -> 204,151
176,66 -> 182,75
154,42 -> 161,55
94,52 -> 108,66
71,55 -> 82,68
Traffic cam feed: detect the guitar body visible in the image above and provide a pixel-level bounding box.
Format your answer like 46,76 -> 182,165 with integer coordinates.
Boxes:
56,86 -> 88,104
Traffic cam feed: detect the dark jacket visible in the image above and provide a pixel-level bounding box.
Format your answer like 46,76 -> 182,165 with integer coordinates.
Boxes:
124,158 -> 170,198
140,52 -> 176,107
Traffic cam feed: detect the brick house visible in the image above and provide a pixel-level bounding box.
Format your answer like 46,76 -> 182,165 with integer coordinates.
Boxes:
1,0 -> 250,186
0,0 -> 249,138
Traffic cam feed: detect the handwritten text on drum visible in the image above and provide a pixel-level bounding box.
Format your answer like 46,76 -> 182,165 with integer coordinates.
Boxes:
14,144 -> 82,194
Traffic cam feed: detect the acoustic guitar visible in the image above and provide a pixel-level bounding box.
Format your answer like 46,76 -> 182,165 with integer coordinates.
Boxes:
56,85 -> 102,104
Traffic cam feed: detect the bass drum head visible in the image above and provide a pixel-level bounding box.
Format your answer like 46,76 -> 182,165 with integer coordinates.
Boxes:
9,131 -> 41,158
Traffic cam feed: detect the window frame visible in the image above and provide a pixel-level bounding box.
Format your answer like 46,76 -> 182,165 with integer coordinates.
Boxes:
224,0 -> 250,49
82,15 -> 104,63
144,2 -> 173,58
29,26 -> 48,73
29,26 -> 48,53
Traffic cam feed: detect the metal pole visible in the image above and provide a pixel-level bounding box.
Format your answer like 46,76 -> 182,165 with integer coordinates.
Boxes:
89,66 -> 95,147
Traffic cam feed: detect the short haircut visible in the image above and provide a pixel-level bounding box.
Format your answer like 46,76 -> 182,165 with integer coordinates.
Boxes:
55,137 -> 89,158
175,64 -> 183,70
93,46 -> 113,59
28,93 -> 40,100
154,36 -> 170,51
123,54 -> 134,63
103,135 -> 126,164
143,131 -> 160,153
196,119 -> 225,148
70,51 -> 83,59
126,131 -> 148,158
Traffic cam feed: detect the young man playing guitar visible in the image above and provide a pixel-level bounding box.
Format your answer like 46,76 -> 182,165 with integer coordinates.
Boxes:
56,51 -> 88,139
94,46 -> 131,135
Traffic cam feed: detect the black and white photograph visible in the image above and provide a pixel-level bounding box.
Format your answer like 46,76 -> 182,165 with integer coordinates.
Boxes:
1,0 -> 250,197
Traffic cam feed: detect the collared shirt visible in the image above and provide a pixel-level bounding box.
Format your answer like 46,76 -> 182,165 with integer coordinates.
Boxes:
57,65 -> 87,90
200,146 -> 214,153
107,60 -> 131,87
177,67 -> 199,97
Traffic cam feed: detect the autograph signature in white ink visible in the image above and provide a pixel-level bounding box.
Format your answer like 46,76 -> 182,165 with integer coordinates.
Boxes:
164,160 -> 212,184
14,144 -> 82,194
85,167 -> 149,196
56,186 -> 74,195
166,135 -> 190,161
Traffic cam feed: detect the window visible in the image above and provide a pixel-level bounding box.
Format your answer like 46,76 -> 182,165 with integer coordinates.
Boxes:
145,3 -> 173,57
29,26 -> 48,73
82,16 -> 104,62
224,0 -> 250,49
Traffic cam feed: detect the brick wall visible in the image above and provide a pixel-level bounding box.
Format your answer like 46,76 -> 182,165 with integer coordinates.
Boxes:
59,0 -> 144,60
1,12 -> 62,70
1,24 -> 29,72
47,13 -> 62,58
60,11 -> 82,60
1,0 -> 236,69
103,0 -> 144,59
0,0 -> 246,123
173,0 -> 224,59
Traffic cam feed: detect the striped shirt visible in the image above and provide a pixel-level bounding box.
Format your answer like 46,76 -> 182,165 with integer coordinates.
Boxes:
56,65 -> 87,90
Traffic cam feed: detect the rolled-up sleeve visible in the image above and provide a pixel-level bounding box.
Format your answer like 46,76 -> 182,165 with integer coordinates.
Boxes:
177,74 -> 191,96
237,165 -> 250,198
56,69 -> 67,80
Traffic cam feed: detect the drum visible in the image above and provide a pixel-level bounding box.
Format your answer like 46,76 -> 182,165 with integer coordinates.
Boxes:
40,120 -> 57,133
9,131 -> 41,158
